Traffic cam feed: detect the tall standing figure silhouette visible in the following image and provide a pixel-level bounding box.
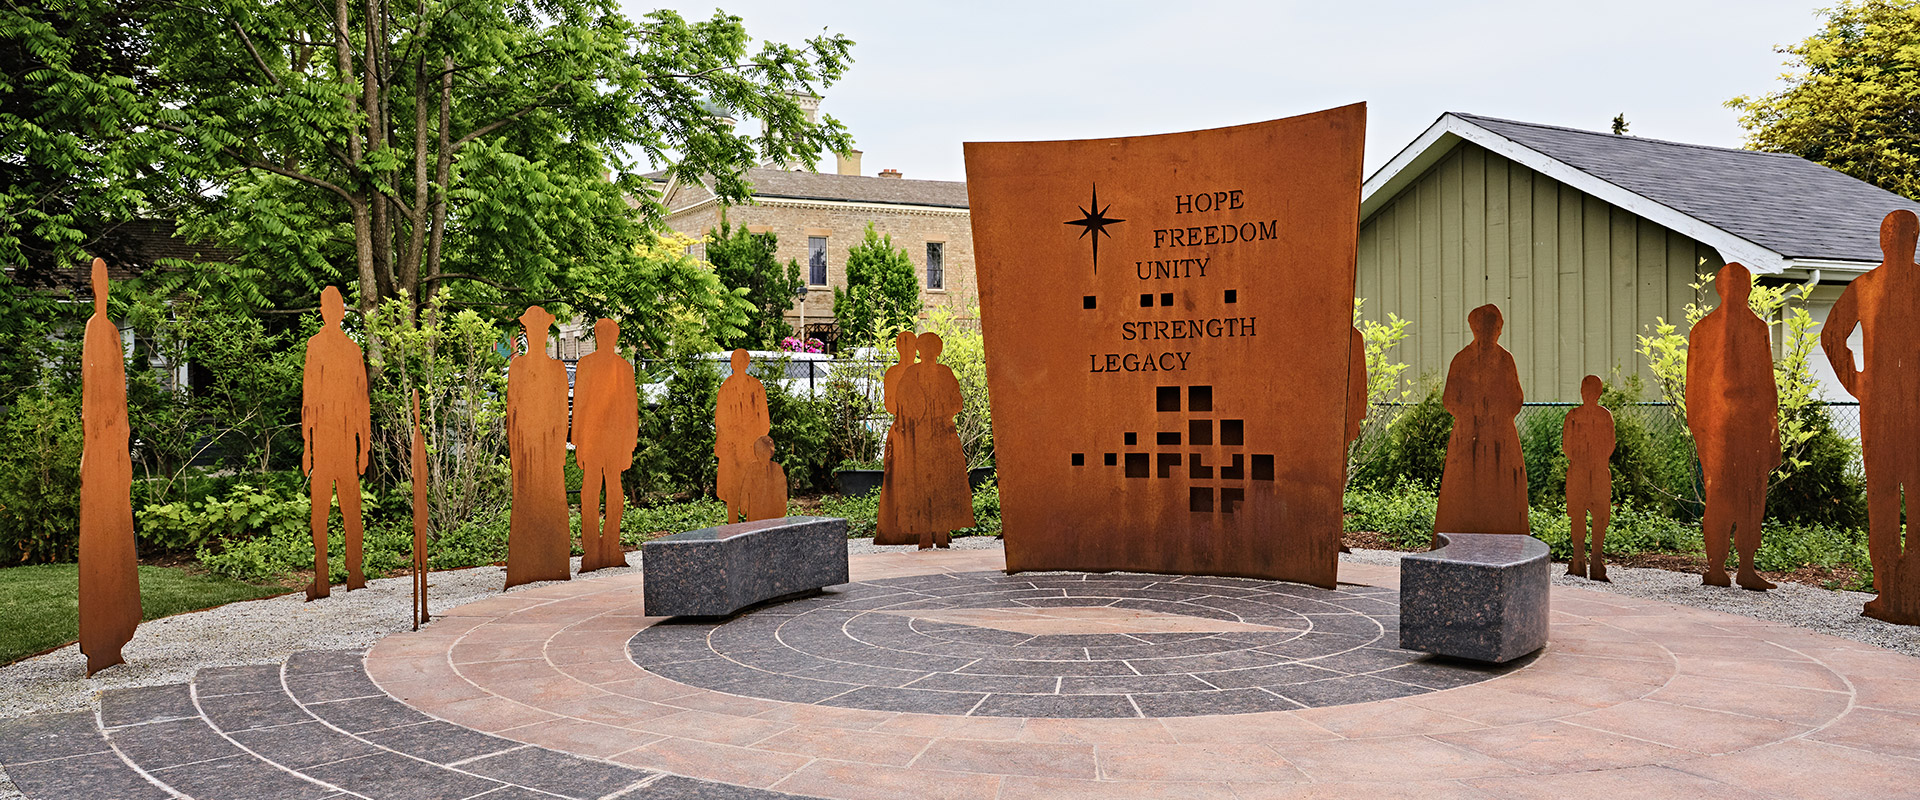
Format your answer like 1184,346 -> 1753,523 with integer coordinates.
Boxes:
574,319 -> 638,573
506,306 -> 571,588
79,259 -> 140,675
875,332 -> 919,546
1435,304 -> 1530,537
1687,263 -> 1779,591
903,334 -> 976,549
715,349 -> 772,524
1563,375 -> 1616,581
1823,209 -> 1920,623
303,287 -> 372,600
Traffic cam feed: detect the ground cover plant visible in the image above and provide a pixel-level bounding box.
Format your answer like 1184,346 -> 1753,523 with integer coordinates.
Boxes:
0,564 -> 285,665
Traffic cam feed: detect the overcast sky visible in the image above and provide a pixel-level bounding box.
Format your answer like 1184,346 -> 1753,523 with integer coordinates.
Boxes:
626,0 -> 1828,182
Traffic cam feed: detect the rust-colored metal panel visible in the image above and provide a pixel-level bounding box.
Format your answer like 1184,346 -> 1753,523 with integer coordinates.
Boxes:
876,333 -> 976,549
505,306 -> 571,588
79,258 -> 140,675
965,105 -> 1366,586
1823,210 -> 1920,623
1687,264 -> 1779,591
1563,375 -> 1615,581
1435,304 -> 1530,536
303,287 -> 371,600
411,390 -> 429,629
575,319 -> 637,573
715,349 -> 773,524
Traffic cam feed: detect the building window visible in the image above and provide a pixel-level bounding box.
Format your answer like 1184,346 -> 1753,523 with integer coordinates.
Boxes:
808,236 -> 828,285
926,242 -> 944,290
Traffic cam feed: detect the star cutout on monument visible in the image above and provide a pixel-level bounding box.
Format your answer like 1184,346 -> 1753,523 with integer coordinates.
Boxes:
1065,183 -> 1124,275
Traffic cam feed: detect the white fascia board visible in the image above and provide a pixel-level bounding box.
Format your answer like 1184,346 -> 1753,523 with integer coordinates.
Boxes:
1361,114 -> 1789,274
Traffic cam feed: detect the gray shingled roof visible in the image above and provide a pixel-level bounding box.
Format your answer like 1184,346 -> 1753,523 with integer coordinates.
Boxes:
1454,113 -> 1920,264
650,167 -> 969,209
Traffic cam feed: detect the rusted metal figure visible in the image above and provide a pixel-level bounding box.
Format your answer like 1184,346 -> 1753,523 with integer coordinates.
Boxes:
964,105 -> 1365,585
79,259 -> 140,675
1563,375 -> 1615,581
716,349 -> 772,524
1823,209 -> 1920,623
894,333 -> 976,549
505,306 -> 571,589
410,390 -> 429,629
876,331 -> 918,546
303,287 -> 372,600
574,319 -> 638,573
1342,326 -> 1367,554
1687,263 -> 1779,591
1435,304 -> 1530,537
742,435 -> 789,522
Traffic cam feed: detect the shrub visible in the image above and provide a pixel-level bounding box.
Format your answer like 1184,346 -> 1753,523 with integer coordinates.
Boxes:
633,354 -> 722,497
1766,407 -> 1866,528
1350,380 -> 1450,490
140,482 -> 309,554
1519,404 -> 1569,507
1528,500 -> 1694,562
621,498 -> 729,544
1343,477 -> 1437,549
0,392 -> 84,564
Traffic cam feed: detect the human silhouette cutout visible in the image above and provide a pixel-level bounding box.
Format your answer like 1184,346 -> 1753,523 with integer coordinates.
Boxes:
900,334 -> 975,549
79,259 -> 140,675
1823,209 -> 1920,623
573,319 -> 637,573
505,306 -> 571,589
875,331 -> 918,546
743,435 -> 789,522
1687,263 -> 1779,591
1435,305 -> 1530,537
303,287 -> 372,600
1563,375 -> 1616,581
715,348 -> 771,524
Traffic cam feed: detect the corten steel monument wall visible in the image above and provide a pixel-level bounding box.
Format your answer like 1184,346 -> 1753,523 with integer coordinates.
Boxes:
964,104 -> 1366,588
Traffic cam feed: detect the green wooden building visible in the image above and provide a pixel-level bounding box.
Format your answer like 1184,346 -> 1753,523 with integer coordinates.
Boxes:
1356,113 -> 1920,402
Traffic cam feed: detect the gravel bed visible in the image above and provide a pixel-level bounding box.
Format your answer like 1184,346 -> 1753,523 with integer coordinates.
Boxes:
1339,546 -> 1920,658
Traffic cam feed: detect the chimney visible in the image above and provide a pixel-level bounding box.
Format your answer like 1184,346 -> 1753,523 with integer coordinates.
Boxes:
879,168 -> 902,179
837,150 -> 863,176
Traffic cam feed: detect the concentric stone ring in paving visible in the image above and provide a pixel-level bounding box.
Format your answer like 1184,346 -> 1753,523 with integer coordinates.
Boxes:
627,570 -> 1534,718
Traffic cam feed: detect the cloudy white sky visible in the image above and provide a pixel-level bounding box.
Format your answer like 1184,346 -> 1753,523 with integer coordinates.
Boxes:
627,0 -> 1828,182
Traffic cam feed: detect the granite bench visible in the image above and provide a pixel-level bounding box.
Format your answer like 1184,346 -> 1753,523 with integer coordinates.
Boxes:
1398,532 -> 1549,663
641,515 -> 850,617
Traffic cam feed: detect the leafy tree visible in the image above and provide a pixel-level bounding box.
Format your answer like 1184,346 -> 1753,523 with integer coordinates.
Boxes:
704,220 -> 802,350
3,2 -> 855,313
1728,0 -> 1920,199
571,231 -> 752,359
832,223 -> 919,343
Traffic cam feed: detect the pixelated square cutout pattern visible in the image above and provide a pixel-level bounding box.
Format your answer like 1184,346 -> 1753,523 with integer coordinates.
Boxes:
1189,454 -> 1213,479
1190,487 -> 1214,513
1156,431 -> 1181,446
1221,488 -> 1245,512
1156,386 -> 1181,413
1221,419 -> 1245,446
1083,295 -> 1097,310
1225,289 -> 1238,304
1160,292 -> 1174,307
1221,454 -> 1244,480
1139,294 -> 1154,308
1124,432 -> 1138,446
1124,453 -> 1149,478
1252,454 -> 1275,481
1104,452 -> 1117,466
1071,453 -> 1085,466
1157,453 -> 1182,478
1189,386 -> 1213,413
1189,419 -> 1213,445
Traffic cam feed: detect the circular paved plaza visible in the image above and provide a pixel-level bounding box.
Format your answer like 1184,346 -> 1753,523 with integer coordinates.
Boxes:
629,570 -> 1522,717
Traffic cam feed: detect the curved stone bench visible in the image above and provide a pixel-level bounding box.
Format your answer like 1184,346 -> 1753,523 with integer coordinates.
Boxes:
642,515 -> 850,617
1398,532 -> 1549,663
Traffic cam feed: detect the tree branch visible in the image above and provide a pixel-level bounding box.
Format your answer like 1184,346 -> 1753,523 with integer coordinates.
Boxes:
227,16 -> 282,87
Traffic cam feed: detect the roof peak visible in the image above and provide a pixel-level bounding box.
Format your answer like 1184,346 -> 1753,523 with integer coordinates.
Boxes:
1446,112 -> 1796,159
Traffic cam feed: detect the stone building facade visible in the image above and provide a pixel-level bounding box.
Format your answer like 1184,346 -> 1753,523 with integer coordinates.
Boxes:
657,161 -> 976,341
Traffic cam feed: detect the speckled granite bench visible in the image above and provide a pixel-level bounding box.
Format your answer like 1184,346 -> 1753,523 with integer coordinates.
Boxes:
641,515 -> 850,617
1398,532 -> 1549,663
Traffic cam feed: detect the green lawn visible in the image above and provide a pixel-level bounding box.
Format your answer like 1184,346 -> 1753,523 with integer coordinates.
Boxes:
0,564 -> 288,665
